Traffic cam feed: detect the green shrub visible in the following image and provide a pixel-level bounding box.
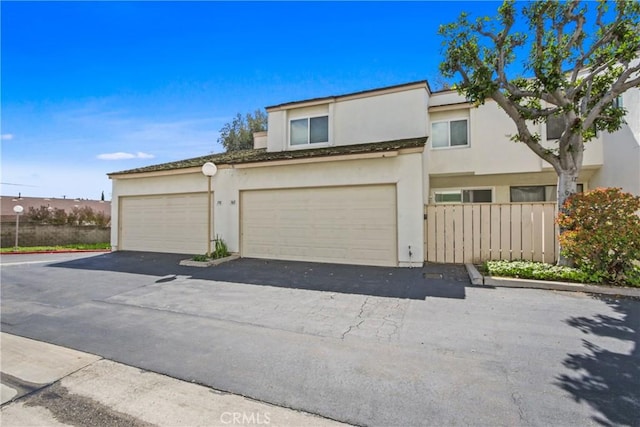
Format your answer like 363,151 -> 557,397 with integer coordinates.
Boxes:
192,236 -> 230,262
557,187 -> 640,286
484,260 -> 592,283
213,236 -> 229,259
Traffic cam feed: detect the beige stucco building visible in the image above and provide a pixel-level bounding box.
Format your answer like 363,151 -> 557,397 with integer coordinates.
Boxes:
108,81 -> 640,267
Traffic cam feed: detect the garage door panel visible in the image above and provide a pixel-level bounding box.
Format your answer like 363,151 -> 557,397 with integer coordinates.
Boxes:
241,185 -> 397,266
120,193 -> 209,254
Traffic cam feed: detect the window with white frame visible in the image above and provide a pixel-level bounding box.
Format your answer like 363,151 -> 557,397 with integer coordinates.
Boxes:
431,119 -> 469,148
510,184 -> 584,202
290,116 -> 329,146
613,95 -> 623,108
434,188 -> 493,204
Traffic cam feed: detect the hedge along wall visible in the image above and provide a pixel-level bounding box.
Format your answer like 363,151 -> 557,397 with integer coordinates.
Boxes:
1,223 -> 110,247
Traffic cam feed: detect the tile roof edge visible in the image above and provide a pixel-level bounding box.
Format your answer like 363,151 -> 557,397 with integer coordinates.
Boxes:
109,137 -> 427,176
266,80 -> 429,110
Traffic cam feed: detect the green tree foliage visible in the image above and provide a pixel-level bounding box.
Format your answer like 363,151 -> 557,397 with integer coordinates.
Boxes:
51,208 -> 68,225
439,0 -> 640,263
25,206 -> 53,223
218,110 -> 267,152
557,188 -> 640,286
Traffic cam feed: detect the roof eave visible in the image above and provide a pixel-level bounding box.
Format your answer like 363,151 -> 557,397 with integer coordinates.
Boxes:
266,80 -> 429,111
109,137 -> 427,178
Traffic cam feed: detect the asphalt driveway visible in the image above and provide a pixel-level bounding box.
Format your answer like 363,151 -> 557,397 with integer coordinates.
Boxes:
48,251 -> 470,299
1,252 -> 638,426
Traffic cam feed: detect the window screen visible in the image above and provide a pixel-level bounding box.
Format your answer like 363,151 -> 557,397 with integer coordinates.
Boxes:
290,119 -> 308,146
462,189 -> 492,203
309,116 -> 328,144
431,122 -> 448,148
450,120 -> 468,146
546,115 -> 564,140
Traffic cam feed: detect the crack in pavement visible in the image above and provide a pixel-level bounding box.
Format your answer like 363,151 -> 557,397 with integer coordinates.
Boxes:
340,297 -> 371,340
503,365 -> 529,426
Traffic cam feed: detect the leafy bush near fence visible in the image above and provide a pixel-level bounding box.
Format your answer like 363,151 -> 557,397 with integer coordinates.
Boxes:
557,188 -> 640,286
484,260 -> 592,283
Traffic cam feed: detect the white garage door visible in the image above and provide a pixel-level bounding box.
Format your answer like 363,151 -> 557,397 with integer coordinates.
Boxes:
241,185 -> 397,266
119,193 -> 210,254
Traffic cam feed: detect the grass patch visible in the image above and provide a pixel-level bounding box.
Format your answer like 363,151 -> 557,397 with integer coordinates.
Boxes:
0,243 -> 111,253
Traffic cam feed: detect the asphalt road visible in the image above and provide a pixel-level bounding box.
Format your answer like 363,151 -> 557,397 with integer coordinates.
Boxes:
2,252 -> 638,426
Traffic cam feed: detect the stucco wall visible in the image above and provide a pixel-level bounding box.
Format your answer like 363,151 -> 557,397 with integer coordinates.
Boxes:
591,125 -> 640,196
426,100 -> 604,179
332,89 -> 427,145
581,87 -> 640,196
111,151 -> 425,266
266,87 -> 428,152
622,87 -> 640,140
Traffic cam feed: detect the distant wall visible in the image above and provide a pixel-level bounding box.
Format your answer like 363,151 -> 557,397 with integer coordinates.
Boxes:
1,224 -> 110,247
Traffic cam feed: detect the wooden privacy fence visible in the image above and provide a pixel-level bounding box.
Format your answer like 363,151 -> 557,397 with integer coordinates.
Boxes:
425,202 -> 558,264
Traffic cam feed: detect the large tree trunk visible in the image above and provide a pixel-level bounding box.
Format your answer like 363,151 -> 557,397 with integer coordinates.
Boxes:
556,169 -> 580,266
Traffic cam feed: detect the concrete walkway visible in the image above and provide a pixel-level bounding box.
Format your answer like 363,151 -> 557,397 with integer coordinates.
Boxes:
0,333 -> 347,427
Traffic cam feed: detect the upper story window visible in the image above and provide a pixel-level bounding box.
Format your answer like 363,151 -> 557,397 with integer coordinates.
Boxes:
546,115 -> 564,140
510,184 -> 584,202
290,116 -> 329,146
547,114 -> 597,140
431,119 -> 469,148
613,95 -> 623,108
434,188 -> 493,204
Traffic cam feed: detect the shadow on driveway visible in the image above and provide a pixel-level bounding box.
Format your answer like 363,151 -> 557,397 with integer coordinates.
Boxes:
50,251 -> 471,300
556,295 -> 640,426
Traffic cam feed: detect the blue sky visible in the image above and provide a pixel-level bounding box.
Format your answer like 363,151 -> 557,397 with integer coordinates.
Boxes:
1,1 -> 503,200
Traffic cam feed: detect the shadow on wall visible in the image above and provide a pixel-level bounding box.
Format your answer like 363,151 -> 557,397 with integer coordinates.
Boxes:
557,295 -> 640,426
49,251 -> 471,300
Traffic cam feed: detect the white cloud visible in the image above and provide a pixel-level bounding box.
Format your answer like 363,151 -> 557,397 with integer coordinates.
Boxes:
97,152 -> 154,160
1,160 -> 113,200
1,134 -> 15,140
79,111 -> 221,160
97,152 -> 135,160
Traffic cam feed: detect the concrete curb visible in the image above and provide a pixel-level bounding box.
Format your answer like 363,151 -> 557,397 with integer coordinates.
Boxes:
465,263 -> 640,298
179,254 -> 240,267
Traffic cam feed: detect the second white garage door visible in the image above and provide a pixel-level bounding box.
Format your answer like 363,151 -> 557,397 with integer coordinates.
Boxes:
241,185 -> 397,266
119,193 -> 210,254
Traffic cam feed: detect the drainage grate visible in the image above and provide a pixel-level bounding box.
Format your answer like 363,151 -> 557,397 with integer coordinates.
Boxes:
423,273 -> 443,279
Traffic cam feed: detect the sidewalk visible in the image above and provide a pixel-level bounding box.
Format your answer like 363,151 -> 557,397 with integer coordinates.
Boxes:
0,333 -> 347,427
